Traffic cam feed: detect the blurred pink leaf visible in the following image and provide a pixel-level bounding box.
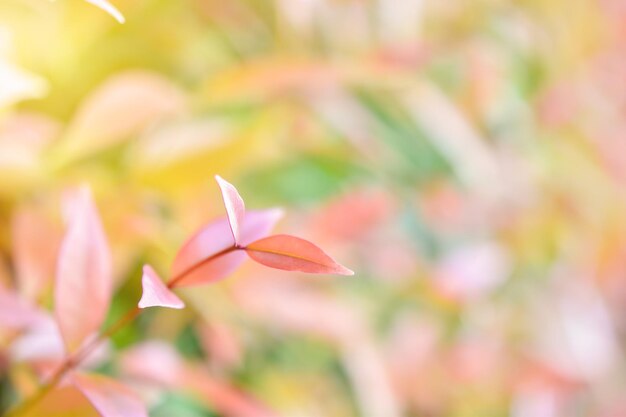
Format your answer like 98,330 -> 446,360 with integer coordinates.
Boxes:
179,367 -> 277,417
171,209 -> 282,287
120,342 -> 277,417
9,314 -> 65,364
245,234 -> 354,275
59,71 -> 185,161
0,288 -> 46,330
73,373 -> 148,417
234,276 -> 360,341
55,187 -> 112,353
215,175 -> 245,245
433,242 -> 510,301
120,341 -> 183,387
309,188 -> 395,240
12,207 -> 60,301
84,0 -> 125,23
531,275 -> 619,381
341,335 -> 402,417
138,265 -> 184,309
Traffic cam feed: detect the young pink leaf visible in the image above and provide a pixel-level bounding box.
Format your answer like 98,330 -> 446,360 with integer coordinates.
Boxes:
171,209 -> 282,287
55,187 -> 112,353
84,0 -> 125,23
245,235 -> 354,275
12,207 -> 60,301
215,175 -> 246,245
138,265 -> 184,309
73,373 -> 148,417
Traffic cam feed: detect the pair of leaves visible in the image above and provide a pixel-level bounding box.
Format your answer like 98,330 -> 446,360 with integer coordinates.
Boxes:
215,174 -> 353,276
139,176 -> 353,309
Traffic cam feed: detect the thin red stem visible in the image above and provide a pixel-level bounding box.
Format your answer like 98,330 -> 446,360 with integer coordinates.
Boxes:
5,244 -> 243,417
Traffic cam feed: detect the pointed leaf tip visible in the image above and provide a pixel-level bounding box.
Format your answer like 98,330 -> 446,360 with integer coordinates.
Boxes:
245,234 -> 354,276
85,0 -> 125,23
138,265 -> 184,309
215,175 -> 245,245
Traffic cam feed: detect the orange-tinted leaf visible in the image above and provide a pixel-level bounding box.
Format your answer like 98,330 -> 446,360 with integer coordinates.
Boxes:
245,234 -> 353,275
21,386 -> 99,417
55,187 -> 112,353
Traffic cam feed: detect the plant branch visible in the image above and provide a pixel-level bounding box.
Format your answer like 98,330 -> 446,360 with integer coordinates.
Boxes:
5,244 -> 242,417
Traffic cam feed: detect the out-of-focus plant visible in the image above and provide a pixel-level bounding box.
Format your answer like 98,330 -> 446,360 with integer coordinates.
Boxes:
2,176 -> 352,417
2,0 -> 626,415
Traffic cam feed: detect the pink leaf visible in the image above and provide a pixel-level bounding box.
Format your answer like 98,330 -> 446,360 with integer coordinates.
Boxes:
73,373 -> 148,417
138,265 -> 184,309
119,342 -> 183,387
171,209 -> 282,287
245,234 -> 354,275
9,314 -> 65,364
12,207 -> 60,301
55,187 -> 112,353
215,175 -> 246,245
84,0 -> 125,23
119,342 -> 277,417
433,242 -> 509,302
0,288 -> 46,330
179,366 -> 278,417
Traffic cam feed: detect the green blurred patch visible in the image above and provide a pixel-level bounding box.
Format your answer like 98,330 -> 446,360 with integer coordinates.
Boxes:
240,153 -> 367,206
151,392 -> 219,417
176,324 -> 205,360
356,90 -> 453,185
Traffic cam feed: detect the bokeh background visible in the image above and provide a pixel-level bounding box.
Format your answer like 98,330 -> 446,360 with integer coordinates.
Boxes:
2,0 -> 626,416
